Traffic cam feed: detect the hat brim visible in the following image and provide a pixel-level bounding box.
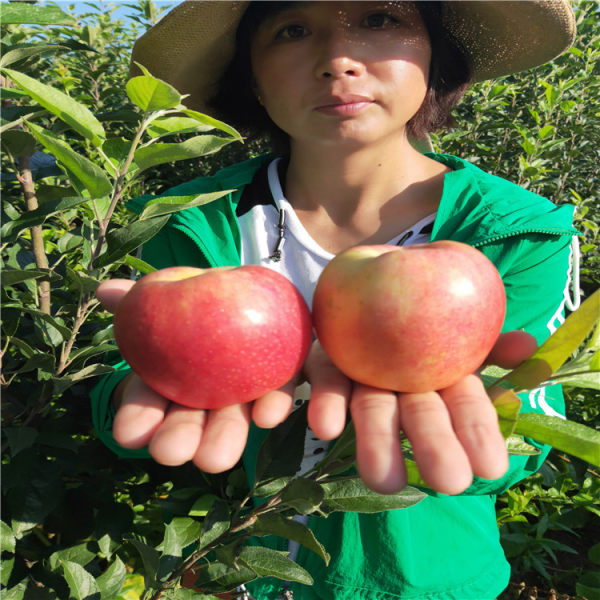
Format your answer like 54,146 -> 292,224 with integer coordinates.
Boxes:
131,0 -> 576,114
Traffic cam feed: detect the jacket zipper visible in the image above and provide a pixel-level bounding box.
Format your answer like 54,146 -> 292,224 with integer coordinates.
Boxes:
471,226 -> 580,248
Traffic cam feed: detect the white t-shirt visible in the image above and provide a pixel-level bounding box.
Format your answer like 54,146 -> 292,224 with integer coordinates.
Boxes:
237,157 -> 435,561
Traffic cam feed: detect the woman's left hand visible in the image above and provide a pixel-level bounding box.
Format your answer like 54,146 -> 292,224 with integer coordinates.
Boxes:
304,332 -> 537,495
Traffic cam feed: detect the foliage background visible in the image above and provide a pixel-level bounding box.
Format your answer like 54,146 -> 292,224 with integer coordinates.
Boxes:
1,1 -> 599,599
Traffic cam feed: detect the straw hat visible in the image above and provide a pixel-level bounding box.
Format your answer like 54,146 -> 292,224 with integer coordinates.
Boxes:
131,1 -> 576,114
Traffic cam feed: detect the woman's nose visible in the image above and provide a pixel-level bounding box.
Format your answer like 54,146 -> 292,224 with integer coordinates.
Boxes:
313,31 -> 366,79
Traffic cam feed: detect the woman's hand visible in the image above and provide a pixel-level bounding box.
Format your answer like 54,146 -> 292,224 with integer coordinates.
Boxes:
97,279 -> 299,473
305,332 -> 537,496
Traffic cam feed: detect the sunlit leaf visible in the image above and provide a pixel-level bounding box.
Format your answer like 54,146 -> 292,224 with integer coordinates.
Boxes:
181,108 -> 243,141
126,64 -> 181,112
3,68 -> 105,146
492,389 -> 522,438
93,215 -> 170,268
0,4 -> 76,25
506,435 -> 541,455
133,135 -> 235,172
123,254 -> 157,275
320,479 -> 425,513
238,546 -> 313,585
138,190 -> 233,220
515,413 -> 600,467
250,513 -> 330,565
26,122 -> 112,198
96,556 -> 127,600
61,560 -> 101,600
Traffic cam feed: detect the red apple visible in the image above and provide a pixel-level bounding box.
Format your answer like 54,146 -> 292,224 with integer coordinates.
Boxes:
312,241 -> 506,392
113,265 -> 312,409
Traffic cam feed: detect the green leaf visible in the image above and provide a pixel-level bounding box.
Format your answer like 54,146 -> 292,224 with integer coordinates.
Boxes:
146,116 -> 215,138
181,108 -> 243,141
320,479 -> 426,514
3,427 -> 37,456
506,435 -> 541,455
49,543 -> 97,571
492,389 -> 522,438
25,122 -> 112,199
0,42 -> 92,68
514,414 -> 600,467
134,135 -> 235,173
61,560 -> 101,600
3,304 -> 72,339
497,289 -> 600,391
188,494 -> 219,518
576,571 -> 600,600
280,478 -> 325,514
126,65 -> 181,112
123,254 -> 157,275
321,421 -> 356,466
238,546 -> 313,585
96,557 -> 126,600
158,517 -> 202,582
138,190 -> 233,220
0,4 -> 77,25
250,513 -> 330,565
254,404 -> 309,497
190,560 -> 257,593
94,215 -> 170,268
3,68 -> 105,146
0,521 -> 16,554
1,268 -> 61,287
52,364 -> 115,395
1,195 -> 88,242
160,517 -> 203,556
1,128 -> 36,157
588,543 -> 600,567
198,499 -> 230,551
538,124 -> 555,139
128,537 -> 160,590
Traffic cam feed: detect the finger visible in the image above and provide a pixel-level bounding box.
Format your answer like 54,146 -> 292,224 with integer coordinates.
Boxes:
399,391 -> 472,495
148,403 -> 208,466
252,377 -> 297,429
96,279 -> 136,313
484,330 -> 538,369
305,342 -> 352,440
113,375 -> 170,449
441,375 -> 508,481
193,402 -> 252,473
350,384 -> 406,494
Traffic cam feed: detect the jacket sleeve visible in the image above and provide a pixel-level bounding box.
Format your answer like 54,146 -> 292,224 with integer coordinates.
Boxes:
462,231 -> 577,496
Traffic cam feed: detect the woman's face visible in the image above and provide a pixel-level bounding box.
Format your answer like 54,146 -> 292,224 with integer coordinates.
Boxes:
250,1 -> 431,150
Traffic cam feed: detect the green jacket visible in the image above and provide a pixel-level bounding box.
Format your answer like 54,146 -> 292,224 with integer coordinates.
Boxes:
91,153 -> 579,599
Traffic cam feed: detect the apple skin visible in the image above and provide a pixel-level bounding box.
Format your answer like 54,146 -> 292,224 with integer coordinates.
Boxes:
113,265 -> 312,409
312,241 -> 506,393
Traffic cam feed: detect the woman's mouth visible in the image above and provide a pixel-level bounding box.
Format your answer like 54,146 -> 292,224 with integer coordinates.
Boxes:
314,96 -> 374,116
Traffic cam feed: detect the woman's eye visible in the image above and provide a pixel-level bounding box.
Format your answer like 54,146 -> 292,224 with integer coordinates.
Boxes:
275,23 -> 309,40
362,12 -> 399,29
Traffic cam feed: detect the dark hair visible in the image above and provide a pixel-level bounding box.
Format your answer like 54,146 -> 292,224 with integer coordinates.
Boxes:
210,1 -> 471,150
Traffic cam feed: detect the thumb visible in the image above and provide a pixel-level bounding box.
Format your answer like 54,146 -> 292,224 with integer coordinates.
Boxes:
96,279 -> 136,313
484,330 -> 538,369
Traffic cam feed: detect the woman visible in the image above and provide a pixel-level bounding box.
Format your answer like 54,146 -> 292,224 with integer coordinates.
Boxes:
92,2 -> 580,598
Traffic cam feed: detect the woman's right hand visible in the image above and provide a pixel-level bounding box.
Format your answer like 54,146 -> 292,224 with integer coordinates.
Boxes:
96,279 -> 299,473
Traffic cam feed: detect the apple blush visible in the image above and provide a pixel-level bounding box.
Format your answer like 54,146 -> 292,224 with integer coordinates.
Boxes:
312,241 -> 507,393
113,265 -> 312,409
